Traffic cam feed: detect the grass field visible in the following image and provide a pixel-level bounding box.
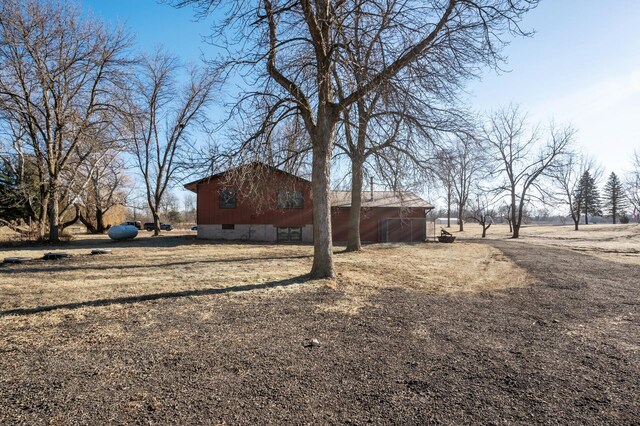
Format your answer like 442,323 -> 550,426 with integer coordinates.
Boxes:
448,222 -> 640,264
2,223 -> 638,315
1,225 -> 638,423
0,232 -> 529,317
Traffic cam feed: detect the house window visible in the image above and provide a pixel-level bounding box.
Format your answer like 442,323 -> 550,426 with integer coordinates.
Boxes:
277,190 -> 303,209
277,227 -> 302,242
222,224 -> 235,230
219,188 -> 236,208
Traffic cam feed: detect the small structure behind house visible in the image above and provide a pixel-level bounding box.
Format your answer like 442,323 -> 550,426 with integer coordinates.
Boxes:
435,217 -> 462,226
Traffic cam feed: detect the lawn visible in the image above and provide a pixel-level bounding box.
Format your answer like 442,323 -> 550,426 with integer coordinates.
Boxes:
0,233 -> 528,315
1,229 -> 638,424
450,222 -> 640,264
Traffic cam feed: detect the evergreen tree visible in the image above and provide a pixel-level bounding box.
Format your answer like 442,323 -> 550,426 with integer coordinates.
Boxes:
603,172 -> 627,224
0,156 -> 40,225
575,171 -> 601,224
0,163 -> 28,222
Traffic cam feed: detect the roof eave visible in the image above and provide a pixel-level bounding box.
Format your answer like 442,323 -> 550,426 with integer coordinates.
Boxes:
182,161 -> 311,192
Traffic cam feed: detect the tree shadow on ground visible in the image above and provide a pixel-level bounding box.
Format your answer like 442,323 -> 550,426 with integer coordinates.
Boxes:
0,234 -> 184,249
1,234 -> 319,251
0,254 -> 313,274
0,275 -> 313,317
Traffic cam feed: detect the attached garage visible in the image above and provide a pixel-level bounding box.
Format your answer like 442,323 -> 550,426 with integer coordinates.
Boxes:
379,218 -> 427,243
331,191 -> 433,243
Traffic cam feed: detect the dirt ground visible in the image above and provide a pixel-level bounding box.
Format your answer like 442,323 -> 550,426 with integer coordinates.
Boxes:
0,231 -> 639,424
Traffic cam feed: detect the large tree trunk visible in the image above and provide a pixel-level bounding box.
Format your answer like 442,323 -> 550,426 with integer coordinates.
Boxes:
447,186 -> 451,228
96,206 -> 105,233
458,205 -> 464,232
513,192 -> 528,239
511,192 -> 520,238
37,190 -> 49,240
148,194 -> 162,236
346,156 -> 364,252
151,207 -> 161,237
309,120 -> 336,279
48,182 -> 60,242
79,211 -> 98,234
482,222 -> 490,238
571,204 -> 580,231
94,178 -> 106,233
61,205 -> 80,230
512,223 -> 520,238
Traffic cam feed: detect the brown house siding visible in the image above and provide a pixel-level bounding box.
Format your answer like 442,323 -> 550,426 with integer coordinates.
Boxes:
186,164 -> 431,243
331,207 -> 426,243
189,169 -> 314,241
195,178 -> 313,228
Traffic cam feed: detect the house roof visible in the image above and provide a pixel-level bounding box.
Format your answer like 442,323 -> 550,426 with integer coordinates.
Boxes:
330,191 -> 433,209
184,162 -> 433,210
183,162 -> 311,192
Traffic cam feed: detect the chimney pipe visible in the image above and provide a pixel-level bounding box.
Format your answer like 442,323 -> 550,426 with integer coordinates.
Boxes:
370,176 -> 374,201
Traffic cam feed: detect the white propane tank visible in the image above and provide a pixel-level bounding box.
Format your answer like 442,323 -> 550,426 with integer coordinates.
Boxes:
108,225 -> 138,241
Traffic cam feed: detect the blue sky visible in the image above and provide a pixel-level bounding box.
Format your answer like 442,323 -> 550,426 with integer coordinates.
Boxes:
85,0 -> 640,181
468,0 -> 640,180
84,0 -> 216,62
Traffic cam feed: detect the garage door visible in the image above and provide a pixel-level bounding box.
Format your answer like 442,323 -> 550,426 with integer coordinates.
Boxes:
379,218 -> 426,243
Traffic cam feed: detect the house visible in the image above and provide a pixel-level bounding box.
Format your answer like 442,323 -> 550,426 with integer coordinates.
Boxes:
184,163 -> 433,243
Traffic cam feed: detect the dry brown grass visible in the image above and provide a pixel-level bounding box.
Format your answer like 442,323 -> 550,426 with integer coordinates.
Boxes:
320,242 -> 531,314
451,222 -> 640,265
0,233 -> 530,322
0,235 -> 311,311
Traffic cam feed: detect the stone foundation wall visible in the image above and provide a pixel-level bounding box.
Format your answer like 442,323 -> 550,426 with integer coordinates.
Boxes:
197,224 -> 313,242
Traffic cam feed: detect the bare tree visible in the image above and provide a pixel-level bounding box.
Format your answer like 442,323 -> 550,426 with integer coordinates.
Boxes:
0,0 -> 130,241
466,190 -> 495,238
75,153 -> 129,233
449,135 -> 486,232
626,149 -> 640,221
550,152 -> 599,231
330,4 -> 471,251
124,50 -> 216,236
182,193 -> 197,223
433,149 -> 456,228
161,191 -> 181,216
499,202 -> 513,233
333,88 -> 442,251
484,105 -> 573,238
176,0 -> 538,277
